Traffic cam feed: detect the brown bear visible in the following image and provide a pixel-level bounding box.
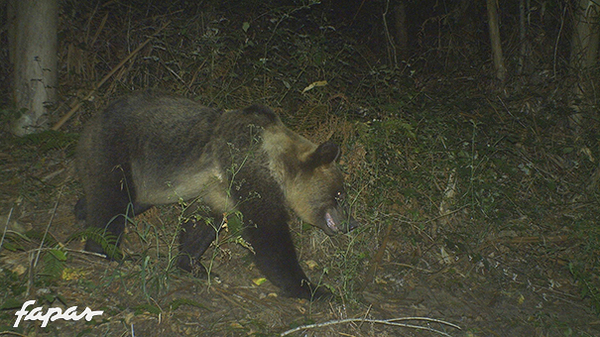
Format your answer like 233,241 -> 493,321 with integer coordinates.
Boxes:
75,90 -> 358,299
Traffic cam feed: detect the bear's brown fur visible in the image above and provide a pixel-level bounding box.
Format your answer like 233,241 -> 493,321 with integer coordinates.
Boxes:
76,91 -> 358,299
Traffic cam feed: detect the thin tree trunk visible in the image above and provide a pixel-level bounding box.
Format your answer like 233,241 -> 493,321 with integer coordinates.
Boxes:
382,0 -> 398,68
568,0 -> 600,132
9,0 -> 58,136
394,1 -> 408,62
517,0 -> 526,75
486,0 -> 506,82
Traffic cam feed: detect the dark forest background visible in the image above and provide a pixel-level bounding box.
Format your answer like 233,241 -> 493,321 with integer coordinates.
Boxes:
1,1 -> 600,336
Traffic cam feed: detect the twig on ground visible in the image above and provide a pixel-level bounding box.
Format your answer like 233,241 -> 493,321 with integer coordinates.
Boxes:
33,185 -> 63,269
280,316 -> 461,336
359,220 -> 393,291
0,207 -> 13,252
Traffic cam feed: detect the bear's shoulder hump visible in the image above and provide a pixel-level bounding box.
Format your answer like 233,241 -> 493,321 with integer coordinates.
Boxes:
242,105 -> 280,124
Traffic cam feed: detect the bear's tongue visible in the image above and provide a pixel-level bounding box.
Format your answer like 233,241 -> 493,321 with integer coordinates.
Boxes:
325,212 -> 338,232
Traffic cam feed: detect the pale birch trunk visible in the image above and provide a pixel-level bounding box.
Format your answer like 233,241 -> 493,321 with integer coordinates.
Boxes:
486,0 -> 506,82
569,0 -> 600,132
9,0 -> 58,136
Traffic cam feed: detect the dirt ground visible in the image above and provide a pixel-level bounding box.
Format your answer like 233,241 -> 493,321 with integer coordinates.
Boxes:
1,128 -> 599,337
2,2 -> 600,335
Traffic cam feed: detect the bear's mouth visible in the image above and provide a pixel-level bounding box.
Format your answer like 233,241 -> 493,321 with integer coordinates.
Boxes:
323,210 -> 359,235
325,212 -> 338,233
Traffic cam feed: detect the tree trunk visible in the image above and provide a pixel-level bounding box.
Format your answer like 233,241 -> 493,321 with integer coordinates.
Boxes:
486,0 -> 506,82
568,0 -> 600,132
382,0 -> 398,68
9,0 -> 58,136
517,0 -> 526,75
394,1 -> 408,62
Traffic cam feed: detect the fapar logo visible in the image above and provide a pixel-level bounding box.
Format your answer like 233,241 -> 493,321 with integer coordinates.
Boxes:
13,300 -> 104,327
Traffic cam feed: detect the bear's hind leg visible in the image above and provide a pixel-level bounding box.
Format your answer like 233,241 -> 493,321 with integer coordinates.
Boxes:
82,172 -> 137,258
76,196 -> 150,222
177,216 -> 220,277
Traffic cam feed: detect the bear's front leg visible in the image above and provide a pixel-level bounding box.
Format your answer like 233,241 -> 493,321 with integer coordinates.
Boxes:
242,214 -> 331,300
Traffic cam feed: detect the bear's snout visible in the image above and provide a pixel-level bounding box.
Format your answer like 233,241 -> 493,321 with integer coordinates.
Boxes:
323,207 -> 359,235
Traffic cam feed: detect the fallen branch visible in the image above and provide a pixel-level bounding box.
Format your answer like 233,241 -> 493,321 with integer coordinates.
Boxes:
280,316 -> 461,336
498,235 -> 569,244
359,220 -> 393,292
0,207 -> 13,252
52,22 -> 169,131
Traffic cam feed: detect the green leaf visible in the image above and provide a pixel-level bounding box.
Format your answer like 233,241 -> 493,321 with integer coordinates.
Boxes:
0,298 -> 23,310
169,298 -> 207,311
49,249 -> 67,261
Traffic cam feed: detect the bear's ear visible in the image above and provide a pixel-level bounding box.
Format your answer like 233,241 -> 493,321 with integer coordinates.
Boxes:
305,141 -> 340,169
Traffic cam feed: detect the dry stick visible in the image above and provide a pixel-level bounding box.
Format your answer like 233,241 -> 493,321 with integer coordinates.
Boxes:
33,185 -> 63,269
0,207 -> 13,251
359,220 -> 393,292
51,22 -> 170,131
26,186 -> 63,297
89,12 -> 109,47
502,235 -> 569,244
280,316 -> 461,337
0,330 -> 28,337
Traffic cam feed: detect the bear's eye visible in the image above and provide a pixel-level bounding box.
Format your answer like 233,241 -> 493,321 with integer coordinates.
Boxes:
334,191 -> 344,203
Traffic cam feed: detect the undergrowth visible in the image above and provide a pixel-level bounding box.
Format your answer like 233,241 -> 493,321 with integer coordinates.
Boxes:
2,0 -> 600,335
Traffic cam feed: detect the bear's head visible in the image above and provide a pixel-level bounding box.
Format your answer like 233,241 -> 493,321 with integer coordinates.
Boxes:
261,119 -> 359,236
286,141 -> 359,236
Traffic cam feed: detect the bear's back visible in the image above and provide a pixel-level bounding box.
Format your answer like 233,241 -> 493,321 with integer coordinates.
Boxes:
83,91 -> 219,167
102,91 -> 218,144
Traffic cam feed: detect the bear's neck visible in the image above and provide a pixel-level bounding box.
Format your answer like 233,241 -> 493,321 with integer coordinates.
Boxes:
261,124 -> 317,188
